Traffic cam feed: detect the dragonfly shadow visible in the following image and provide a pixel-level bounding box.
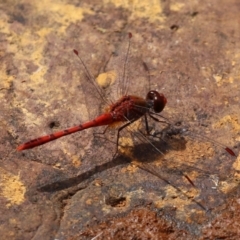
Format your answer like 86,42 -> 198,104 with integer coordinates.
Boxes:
132,134 -> 187,164
36,134 -> 188,193
37,154 -> 130,192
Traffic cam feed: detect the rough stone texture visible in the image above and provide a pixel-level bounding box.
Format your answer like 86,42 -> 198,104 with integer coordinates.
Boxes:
0,0 -> 240,239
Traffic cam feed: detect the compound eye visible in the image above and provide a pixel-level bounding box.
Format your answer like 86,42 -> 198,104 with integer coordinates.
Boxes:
146,90 -> 167,113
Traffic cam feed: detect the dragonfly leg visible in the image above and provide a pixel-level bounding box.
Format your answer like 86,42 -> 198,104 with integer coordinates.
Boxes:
112,121 -> 134,159
93,125 -> 110,137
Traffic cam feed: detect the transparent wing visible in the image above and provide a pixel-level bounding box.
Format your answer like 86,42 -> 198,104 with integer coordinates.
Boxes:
104,33 -> 149,103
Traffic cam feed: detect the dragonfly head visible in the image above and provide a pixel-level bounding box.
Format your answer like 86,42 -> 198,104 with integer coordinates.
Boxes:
146,90 -> 167,113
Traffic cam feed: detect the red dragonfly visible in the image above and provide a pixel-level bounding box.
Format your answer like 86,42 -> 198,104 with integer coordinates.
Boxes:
17,33 -> 237,212
17,33 -> 236,160
17,33 -> 168,153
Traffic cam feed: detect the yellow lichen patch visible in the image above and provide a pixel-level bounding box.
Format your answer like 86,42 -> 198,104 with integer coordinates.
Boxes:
234,171 -> 240,182
185,141 -> 215,160
226,76 -> 234,84
21,107 -> 43,127
60,148 -> 82,168
36,0 -> 94,33
126,163 -> 138,173
96,70 -> 117,89
71,154 -> 82,168
54,162 -> 62,169
219,180 -> 239,194
0,168 -> 26,207
213,115 -> 240,132
213,74 -> 234,87
7,29 -> 47,76
213,74 -> 222,84
170,2 -> 185,11
94,179 -> 103,187
86,198 -> 93,205
118,136 -> 134,156
128,119 -> 142,132
233,154 -> 240,171
0,63 -> 15,90
156,186 -> 198,209
104,0 -> 164,23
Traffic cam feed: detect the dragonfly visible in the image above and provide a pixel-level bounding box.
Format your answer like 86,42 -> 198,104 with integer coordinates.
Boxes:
17,33 -> 168,153
17,33 -> 235,159
17,32 -> 237,212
